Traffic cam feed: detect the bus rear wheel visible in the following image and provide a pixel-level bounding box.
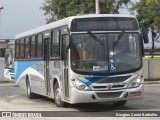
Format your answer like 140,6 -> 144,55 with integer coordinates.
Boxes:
54,82 -> 66,107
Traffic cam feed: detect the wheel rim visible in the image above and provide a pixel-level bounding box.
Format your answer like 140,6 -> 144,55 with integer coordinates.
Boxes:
55,88 -> 61,104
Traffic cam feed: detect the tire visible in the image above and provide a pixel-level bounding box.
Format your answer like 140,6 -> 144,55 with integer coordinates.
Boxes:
113,100 -> 127,106
54,82 -> 66,107
26,78 -> 37,99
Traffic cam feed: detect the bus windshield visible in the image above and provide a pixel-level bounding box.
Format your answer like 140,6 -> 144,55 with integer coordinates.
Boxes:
71,33 -> 142,74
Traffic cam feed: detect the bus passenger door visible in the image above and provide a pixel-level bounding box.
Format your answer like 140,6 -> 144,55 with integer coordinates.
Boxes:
62,34 -> 70,100
44,37 -> 51,95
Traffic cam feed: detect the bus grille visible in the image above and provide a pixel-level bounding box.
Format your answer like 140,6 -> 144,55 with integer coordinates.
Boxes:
96,92 -> 122,98
93,85 -> 125,89
89,76 -> 131,84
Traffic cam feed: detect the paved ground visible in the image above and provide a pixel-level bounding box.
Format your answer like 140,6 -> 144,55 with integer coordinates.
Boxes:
0,81 -> 160,119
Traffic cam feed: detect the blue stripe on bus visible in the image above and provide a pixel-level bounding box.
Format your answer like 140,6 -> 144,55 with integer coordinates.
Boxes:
77,76 -> 93,86
77,75 -> 108,86
85,75 -> 108,79
15,61 -> 38,81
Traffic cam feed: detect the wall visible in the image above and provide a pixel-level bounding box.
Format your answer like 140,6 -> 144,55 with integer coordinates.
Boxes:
143,59 -> 160,80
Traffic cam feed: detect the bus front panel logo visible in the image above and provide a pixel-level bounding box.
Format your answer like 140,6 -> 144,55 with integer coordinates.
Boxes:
108,84 -> 112,90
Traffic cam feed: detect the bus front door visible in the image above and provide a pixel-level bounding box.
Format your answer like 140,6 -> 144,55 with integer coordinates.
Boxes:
62,34 -> 69,99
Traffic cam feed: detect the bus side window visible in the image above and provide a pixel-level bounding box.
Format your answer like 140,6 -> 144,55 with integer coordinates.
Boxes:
25,37 -> 30,59
37,34 -> 43,59
15,40 -> 20,59
62,34 -> 69,61
51,30 -> 60,59
30,36 -> 36,58
19,39 -> 24,59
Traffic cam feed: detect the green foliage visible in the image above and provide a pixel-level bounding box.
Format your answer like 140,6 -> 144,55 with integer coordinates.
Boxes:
131,0 -> 160,34
41,0 -> 131,23
131,0 -> 160,58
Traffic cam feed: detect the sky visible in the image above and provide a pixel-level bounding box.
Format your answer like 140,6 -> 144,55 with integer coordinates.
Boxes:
0,0 -> 46,39
0,0 -> 139,39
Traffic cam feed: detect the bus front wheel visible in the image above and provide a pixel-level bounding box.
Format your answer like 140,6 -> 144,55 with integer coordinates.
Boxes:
54,82 -> 66,107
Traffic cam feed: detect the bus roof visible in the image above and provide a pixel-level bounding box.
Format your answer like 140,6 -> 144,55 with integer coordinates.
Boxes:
15,14 -> 136,39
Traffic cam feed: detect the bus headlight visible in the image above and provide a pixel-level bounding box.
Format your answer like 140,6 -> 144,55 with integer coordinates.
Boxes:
71,78 -> 91,91
128,78 -> 142,88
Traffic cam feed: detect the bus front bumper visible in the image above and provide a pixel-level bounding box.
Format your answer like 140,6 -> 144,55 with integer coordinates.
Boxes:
69,84 -> 144,104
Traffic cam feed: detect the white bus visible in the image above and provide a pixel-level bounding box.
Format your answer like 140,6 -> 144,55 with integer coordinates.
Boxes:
15,14 -> 148,107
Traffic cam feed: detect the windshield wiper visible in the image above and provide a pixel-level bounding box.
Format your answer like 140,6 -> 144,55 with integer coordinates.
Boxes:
87,31 -> 104,45
113,30 -> 125,49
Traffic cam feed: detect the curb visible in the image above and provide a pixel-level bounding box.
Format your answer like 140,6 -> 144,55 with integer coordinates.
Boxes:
144,81 -> 160,84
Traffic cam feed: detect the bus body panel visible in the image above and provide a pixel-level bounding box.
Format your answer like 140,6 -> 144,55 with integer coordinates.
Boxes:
15,60 -> 65,98
49,61 -> 64,97
15,61 -> 45,95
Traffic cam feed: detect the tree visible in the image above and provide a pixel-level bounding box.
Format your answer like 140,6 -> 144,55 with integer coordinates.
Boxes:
131,0 -> 160,57
41,0 -> 131,23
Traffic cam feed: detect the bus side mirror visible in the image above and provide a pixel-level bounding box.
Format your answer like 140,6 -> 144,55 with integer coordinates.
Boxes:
143,31 -> 149,44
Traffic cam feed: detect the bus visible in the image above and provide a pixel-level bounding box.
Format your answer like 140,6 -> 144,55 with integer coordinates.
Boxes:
4,41 -> 15,81
15,14 -> 148,107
